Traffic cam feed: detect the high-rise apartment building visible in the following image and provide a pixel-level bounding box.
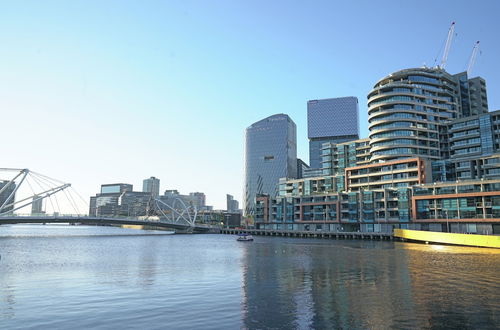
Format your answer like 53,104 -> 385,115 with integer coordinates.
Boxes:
143,176 -> 160,197
307,97 -> 359,169
244,114 -> 297,215
367,67 -> 488,163
254,67 -> 500,234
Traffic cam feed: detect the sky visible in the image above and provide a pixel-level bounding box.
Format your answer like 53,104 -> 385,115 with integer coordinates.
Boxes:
1,0 -> 500,212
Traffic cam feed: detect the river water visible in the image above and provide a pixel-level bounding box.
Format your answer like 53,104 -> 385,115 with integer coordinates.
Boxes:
0,224 -> 499,329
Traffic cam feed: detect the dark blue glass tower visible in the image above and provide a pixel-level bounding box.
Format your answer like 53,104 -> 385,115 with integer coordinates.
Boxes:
308,97 -> 359,169
244,114 -> 297,215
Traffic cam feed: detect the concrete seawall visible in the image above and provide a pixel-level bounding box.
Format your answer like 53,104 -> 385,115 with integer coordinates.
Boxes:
221,228 -> 393,240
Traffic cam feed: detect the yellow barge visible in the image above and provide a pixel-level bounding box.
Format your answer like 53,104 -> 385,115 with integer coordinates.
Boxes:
394,229 -> 500,249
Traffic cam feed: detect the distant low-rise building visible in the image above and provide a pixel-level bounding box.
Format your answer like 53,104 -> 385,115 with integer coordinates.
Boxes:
89,183 -> 152,217
157,189 -> 211,212
197,210 -> 241,228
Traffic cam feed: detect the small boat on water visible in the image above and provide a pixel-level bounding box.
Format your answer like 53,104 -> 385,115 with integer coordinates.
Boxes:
237,233 -> 254,241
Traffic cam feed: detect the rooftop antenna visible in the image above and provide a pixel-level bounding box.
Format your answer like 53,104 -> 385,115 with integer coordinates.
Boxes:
440,21 -> 456,69
467,41 -> 480,77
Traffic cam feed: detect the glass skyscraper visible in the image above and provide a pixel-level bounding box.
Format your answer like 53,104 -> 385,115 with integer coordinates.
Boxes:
307,97 -> 359,169
244,114 -> 297,215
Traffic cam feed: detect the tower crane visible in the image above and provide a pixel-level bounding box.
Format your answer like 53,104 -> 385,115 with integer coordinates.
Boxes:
439,21 -> 456,69
467,41 -> 480,77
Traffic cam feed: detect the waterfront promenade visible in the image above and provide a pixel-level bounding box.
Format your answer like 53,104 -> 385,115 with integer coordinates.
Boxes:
221,228 -> 393,240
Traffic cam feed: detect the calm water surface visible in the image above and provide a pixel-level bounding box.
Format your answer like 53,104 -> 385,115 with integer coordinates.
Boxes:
0,224 -> 499,329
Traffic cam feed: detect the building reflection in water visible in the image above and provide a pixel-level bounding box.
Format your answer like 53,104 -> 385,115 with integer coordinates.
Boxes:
241,238 -> 500,329
398,242 -> 500,329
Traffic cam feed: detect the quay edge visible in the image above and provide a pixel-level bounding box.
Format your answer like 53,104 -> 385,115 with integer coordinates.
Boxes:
220,228 -> 393,240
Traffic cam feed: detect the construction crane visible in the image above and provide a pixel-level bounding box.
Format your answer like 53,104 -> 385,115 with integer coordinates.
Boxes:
439,21 -> 456,69
467,41 -> 480,77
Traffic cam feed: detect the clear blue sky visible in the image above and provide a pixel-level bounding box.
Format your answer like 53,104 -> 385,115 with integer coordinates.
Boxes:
1,0 -> 499,211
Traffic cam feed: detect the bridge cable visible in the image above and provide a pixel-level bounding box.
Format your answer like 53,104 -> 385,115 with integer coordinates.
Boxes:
52,190 -> 61,214
30,173 -> 56,214
62,189 -> 80,215
25,177 -> 40,214
67,189 -> 82,214
69,186 -> 89,209
25,177 -> 37,196
30,170 -> 66,185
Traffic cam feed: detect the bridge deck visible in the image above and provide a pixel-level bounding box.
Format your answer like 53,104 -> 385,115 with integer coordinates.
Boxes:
0,215 -> 213,233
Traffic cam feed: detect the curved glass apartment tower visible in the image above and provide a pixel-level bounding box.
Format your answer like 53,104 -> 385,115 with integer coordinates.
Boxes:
367,67 -> 488,163
244,114 -> 297,216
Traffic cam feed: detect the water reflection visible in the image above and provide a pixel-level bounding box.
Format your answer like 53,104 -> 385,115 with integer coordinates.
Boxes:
399,242 -> 500,329
1,285 -> 16,319
242,238 -> 500,329
397,241 -> 500,255
0,226 -> 244,329
1,226 -> 498,329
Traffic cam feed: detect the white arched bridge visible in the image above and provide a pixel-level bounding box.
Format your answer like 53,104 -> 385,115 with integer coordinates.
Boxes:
0,168 -> 216,233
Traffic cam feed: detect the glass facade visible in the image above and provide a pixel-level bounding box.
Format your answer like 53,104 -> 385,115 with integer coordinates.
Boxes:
244,114 -> 297,215
367,67 -> 489,163
307,97 -> 359,168
100,184 -> 132,194
479,115 -> 494,155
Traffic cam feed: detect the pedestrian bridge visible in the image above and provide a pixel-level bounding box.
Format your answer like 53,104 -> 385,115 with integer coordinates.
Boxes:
0,168 -> 218,233
0,214 -> 217,233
